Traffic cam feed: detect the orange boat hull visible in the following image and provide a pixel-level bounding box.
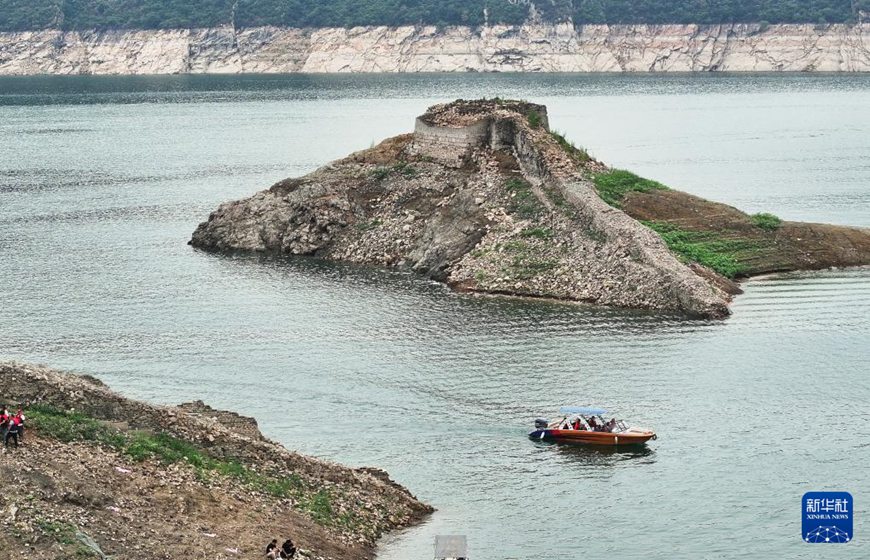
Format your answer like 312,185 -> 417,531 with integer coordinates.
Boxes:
530,429 -> 656,446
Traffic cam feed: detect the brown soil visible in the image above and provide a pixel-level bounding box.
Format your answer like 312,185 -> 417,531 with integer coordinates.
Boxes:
0,363 -> 432,560
622,189 -> 870,275
0,435 -> 367,560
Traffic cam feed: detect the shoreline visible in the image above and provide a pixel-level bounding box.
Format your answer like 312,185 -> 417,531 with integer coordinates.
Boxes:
0,362 -> 432,559
1,23 -> 868,75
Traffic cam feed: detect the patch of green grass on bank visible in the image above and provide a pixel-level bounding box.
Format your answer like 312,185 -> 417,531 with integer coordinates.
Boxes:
592,169 -> 669,207
27,405 -> 126,448
371,162 -> 418,181
35,518 -> 78,545
392,162 -> 418,178
301,489 -> 335,525
509,257 -> 559,280
356,218 -> 382,231
520,227 -> 553,240
499,238 -> 559,280
751,212 -> 782,231
526,110 -> 543,129
550,130 -> 591,165
641,221 -> 758,279
27,406 -> 340,529
504,177 -> 543,219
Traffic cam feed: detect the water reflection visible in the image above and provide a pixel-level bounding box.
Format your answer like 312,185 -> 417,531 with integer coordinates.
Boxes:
533,441 -> 657,467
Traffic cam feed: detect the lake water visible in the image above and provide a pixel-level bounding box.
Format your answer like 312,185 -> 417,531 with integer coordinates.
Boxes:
1,73 -> 869,559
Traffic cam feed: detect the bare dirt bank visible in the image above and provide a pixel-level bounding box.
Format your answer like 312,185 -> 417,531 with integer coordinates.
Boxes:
0,362 -> 431,560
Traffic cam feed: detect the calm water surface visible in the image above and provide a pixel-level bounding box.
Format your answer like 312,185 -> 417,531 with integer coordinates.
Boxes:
1,74 -> 869,559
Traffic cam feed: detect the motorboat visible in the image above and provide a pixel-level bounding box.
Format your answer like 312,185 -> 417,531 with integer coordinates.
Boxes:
529,406 -> 656,446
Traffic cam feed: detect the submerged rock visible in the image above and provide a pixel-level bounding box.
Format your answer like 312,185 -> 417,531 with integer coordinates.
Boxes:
191,99 -> 870,318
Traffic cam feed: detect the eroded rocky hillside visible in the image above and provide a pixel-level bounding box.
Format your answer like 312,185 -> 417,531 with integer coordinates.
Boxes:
191,99 -> 870,319
0,362 -> 431,560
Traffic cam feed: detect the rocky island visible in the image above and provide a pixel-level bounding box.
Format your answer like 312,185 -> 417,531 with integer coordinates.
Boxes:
0,362 -> 431,559
191,99 -> 870,318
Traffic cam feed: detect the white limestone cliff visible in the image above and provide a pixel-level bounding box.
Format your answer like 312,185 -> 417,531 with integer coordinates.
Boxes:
1,23 -> 868,75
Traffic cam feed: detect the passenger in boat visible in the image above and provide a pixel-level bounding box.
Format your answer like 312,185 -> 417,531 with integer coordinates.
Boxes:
604,418 -> 617,432
588,416 -> 599,431
572,418 -> 582,431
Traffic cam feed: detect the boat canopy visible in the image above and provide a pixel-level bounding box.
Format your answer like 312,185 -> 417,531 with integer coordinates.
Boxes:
560,406 -> 608,416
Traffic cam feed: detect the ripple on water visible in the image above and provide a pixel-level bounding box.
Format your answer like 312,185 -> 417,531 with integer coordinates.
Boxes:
0,75 -> 868,560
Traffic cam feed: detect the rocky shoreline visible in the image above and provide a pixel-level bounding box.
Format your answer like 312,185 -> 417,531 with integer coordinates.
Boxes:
1,23 -> 868,75
190,99 -> 870,319
0,362 -> 431,559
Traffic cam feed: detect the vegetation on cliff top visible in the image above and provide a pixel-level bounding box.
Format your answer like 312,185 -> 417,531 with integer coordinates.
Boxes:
593,169 -> 669,207
1,0 -> 868,32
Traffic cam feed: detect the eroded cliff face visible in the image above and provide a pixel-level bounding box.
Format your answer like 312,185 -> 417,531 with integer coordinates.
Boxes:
0,362 -> 432,559
1,23 -> 868,75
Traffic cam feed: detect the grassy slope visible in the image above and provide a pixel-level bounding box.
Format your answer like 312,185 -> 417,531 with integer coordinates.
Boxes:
27,405 -> 346,527
0,415 -> 370,560
588,166 -> 870,279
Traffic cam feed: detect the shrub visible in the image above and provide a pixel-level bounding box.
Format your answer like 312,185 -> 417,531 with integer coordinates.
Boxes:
526,110 -> 542,129
751,212 -> 782,231
370,162 -> 418,180
370,167 -> 391,181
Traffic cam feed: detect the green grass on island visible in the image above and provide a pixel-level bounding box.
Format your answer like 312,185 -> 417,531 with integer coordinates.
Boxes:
592,169 -> 670,208
27,405 -> 350,529
641,221 -> 761,278
550,130 -> 592,165
751,212 -> 783,231
505,177 -> 544,219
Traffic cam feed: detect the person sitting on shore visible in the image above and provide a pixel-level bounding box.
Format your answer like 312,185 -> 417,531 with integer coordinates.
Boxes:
265,539 -> 280,559
280,538 -> 297,559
